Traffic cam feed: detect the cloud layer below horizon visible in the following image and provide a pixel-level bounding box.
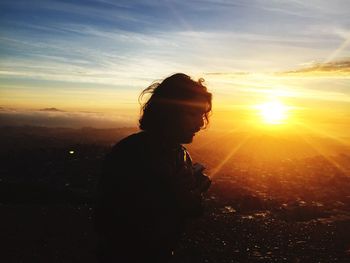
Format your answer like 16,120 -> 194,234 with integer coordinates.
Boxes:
0,107 -> 137,128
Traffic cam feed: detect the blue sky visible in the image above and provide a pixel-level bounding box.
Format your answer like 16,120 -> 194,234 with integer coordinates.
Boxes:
1,0 -> 349,79
0,0 -> 349,130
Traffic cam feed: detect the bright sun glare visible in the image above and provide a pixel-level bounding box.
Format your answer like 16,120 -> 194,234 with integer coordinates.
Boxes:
257,101 -> 288,125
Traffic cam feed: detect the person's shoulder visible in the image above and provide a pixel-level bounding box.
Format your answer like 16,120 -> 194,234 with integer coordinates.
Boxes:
108,131 -> 148,157
115,131 -> 147,149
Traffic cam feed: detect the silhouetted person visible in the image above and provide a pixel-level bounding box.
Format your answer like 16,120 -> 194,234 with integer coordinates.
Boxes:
94,73 -> 212,262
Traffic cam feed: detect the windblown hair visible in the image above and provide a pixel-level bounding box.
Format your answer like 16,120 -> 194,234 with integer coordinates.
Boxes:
139,73 -> 212,132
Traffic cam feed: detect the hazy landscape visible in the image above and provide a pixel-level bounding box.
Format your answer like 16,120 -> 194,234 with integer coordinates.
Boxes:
1,126 -> 350,262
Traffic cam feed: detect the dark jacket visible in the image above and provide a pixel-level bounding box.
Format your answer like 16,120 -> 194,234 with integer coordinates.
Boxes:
94,131 -> 204,262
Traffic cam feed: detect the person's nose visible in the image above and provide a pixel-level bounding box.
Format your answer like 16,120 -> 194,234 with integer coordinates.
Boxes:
195,115 -> 204,129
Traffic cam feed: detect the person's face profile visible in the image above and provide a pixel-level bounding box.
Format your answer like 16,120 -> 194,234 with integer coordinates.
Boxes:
172,102 -> 207,144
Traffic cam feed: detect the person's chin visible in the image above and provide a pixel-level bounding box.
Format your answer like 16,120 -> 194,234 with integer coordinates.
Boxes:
181,133 -> 195,144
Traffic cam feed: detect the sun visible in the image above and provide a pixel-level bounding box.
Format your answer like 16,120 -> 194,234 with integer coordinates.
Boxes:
257,100 -> 288,125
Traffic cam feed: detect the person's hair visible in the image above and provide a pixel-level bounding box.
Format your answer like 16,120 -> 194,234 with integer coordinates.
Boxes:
139,73 -> 212,132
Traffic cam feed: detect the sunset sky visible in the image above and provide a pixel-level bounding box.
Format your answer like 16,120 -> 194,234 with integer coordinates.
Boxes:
0,0 -> 349,136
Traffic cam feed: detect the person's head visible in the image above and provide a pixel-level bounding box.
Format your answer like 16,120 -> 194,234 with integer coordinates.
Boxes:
139,73 -> 212,144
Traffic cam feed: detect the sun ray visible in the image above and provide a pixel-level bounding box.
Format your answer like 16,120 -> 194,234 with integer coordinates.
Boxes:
299,136 -> 348,175
324,33 -> 350,64
195,123 -> 247,150
294,122 -> 350,176
209,134 -> 251,178
293,120 -> 350,147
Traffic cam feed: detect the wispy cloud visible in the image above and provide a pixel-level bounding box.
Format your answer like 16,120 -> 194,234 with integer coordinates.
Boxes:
39,107 -> 65,112
204,58 -> 350,77
279,59 -> 350,76
1,0 -> 349,88
1,25 -> 344,86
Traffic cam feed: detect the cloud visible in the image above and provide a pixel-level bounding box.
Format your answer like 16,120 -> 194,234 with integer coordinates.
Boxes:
1,25 -> 335,86
39,107 -> 65,112
0,108 -> 136,128
2,0 -> 349,84
204,58 -> 350,78
204,72 -> 250,77
279,59 -> 350,77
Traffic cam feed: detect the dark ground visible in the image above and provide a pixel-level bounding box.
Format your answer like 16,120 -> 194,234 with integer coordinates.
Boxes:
1,126 -> 350,262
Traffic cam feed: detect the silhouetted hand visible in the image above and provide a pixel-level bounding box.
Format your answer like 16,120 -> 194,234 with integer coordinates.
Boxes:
193,163 -> 211,193
175,165 -> 196,190
197,174 -> 211,193
173,166 -> 202,214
